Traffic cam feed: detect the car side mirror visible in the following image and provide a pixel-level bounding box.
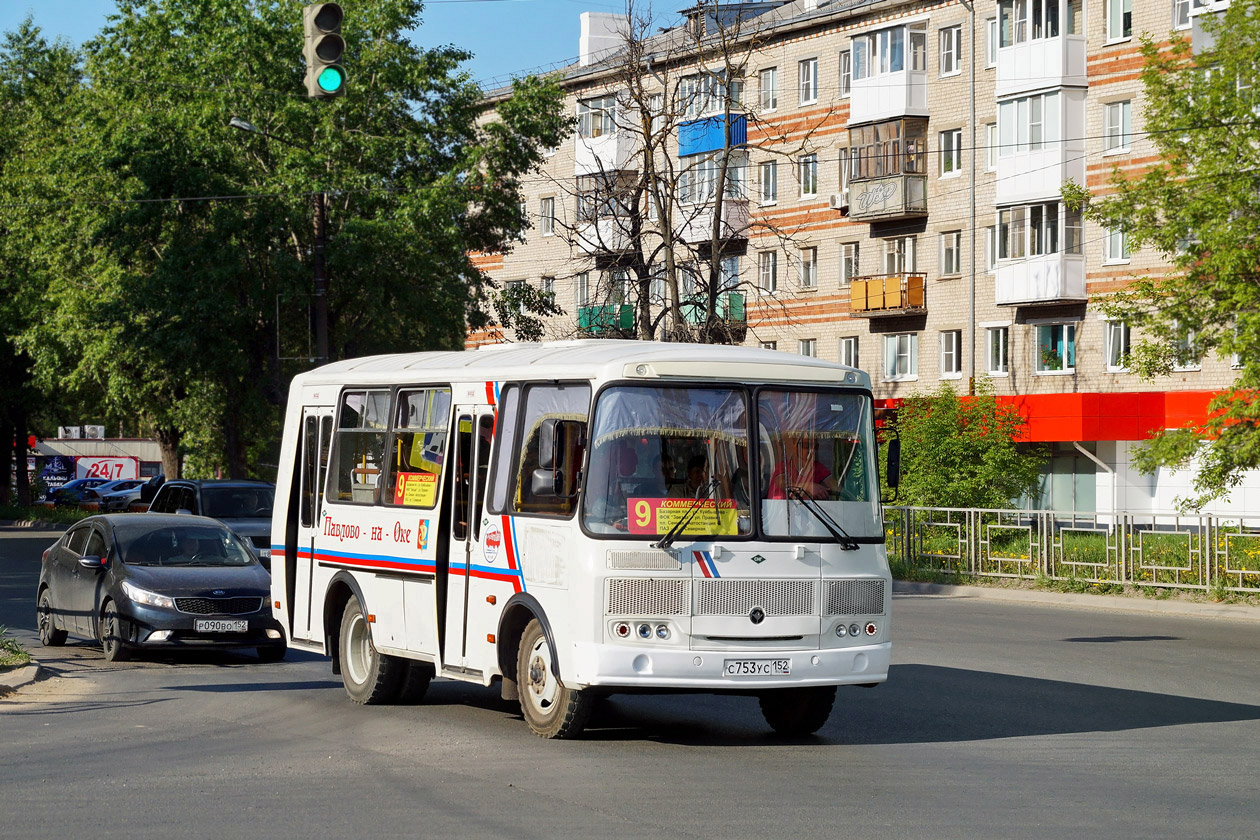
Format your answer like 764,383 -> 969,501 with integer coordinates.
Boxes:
175,508 -> 194,516
78,555 -> 106,570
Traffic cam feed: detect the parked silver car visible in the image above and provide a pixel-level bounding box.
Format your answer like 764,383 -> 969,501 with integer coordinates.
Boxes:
146,480 -> 274,569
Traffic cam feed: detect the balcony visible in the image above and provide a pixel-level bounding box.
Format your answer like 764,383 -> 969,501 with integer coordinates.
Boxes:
578,304 -> 635,336
996,36 -> 1086,99
575,218 -> 633,260
574,130 -> 638,177
678,114 -> 747,157
849,70 -> 927,126
995,89 -> 1086,205
677,198 -> 751,244
995,252 -> 1085,305
848,273 -> 926,317
681,292 -> 747,343
847,175 -> 928,222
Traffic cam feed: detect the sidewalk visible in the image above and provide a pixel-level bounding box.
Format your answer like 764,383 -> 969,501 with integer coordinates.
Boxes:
0,663 -> 43,697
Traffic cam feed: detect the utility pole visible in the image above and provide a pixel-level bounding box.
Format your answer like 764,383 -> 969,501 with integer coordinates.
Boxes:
313,191 -> 329,363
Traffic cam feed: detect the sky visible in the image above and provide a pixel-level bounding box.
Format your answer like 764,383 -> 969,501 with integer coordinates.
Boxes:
0,0 -> 660,89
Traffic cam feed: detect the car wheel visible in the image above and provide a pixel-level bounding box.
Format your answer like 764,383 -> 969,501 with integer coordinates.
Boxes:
338,598 -> 401,704
256,646 -> 286,663
516,618 -> 591,739
758,686 -> 836,736
37,589 -> 67,647
100,601 -> 130,662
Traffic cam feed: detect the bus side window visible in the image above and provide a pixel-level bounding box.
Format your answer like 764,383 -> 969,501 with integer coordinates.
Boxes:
511,383 -> 591,517
384,387 -> 451,509
329,390 -> 390,504
486,385 -> 520,514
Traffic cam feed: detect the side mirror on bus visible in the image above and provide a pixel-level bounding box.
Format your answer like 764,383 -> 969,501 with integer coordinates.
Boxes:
531,467 -> 559,498
885,438 -> 901,489
538,418 -> 583,471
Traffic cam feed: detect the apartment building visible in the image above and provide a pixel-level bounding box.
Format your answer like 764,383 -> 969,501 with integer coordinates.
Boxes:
473,0 -> 1257,515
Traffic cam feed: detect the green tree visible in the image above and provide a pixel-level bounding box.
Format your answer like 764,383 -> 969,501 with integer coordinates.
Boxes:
892,382 -> 1044,509
6,0 -> 566,477
1063,4 -> 1260,509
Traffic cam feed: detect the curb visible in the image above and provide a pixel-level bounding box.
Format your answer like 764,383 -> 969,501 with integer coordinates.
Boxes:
0,520 -> 68,532
893,580 -> 1260,623
0,662 -> 43,697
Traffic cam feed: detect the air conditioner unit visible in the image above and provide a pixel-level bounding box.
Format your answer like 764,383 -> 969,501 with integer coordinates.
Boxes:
84,425 -> 105,440
828,191 -> 849,211
58,426 -> 81,439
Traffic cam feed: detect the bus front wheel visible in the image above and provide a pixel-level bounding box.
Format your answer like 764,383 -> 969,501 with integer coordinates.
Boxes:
339,598 -> 402,705
758,686 -> 837,736
516,619 -> 591,739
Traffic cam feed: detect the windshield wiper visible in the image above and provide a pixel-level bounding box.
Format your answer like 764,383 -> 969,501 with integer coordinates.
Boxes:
653,478 -> 721,551
786,486 -> 860,551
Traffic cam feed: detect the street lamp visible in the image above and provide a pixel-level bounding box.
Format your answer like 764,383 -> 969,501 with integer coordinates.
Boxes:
229,117 -> 330,365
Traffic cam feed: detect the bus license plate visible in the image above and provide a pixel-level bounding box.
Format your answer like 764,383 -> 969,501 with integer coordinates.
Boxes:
723,659 -> 791,677
195,619 -> 248,633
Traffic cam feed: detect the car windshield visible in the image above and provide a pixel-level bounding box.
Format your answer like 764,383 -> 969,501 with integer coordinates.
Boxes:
112,522 -> 257,567
581,386 -> 752,537
756,389 -> 882,539
201,487 -> 274,519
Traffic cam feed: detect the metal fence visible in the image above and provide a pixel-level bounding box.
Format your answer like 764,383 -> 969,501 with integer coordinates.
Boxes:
884,506 -> 1260,595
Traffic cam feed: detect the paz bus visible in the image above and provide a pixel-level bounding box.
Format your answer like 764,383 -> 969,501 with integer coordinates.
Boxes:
270,341 -> 895,738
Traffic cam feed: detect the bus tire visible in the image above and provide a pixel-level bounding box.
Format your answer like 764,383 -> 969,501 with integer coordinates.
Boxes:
516,618 -> 591,739
396,660 -> 435,704
339,598 -> 402,705
758,686 -> 836,736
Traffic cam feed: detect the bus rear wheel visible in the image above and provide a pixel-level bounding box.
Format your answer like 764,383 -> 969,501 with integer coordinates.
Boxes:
516,619 -> 591,739
758,686 -> 837,736
339,598 -> 402,705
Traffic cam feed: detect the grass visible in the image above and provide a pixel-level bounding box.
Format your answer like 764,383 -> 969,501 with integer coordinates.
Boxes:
0,626 -> 31,669
0,502 -> 93,526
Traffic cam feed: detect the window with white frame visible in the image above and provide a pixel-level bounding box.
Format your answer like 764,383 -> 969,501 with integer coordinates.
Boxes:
759,159 -> 778,204
577,94 -> 617,139
852,26 -> 911,81
1104,227 -> 1130,263
539,197 -> 555,236
798,338 -> 817,357
998,90 -> 1061,155
840,336 -> 860,368
841,242 -> 860,284
940,128 -> 963,176
760,66 -> 778,111
884,333 -> 919,380
940,26 -> 963,76
759,250 -> 778,293
799,247 -> 818,288
761,340 -> 778,351
1103,101 -> 1132,153
1107,0 -> 1132,40
650,265 -> 665,303
838,147 -> 852,196
986,17 -> 998,66
839,50 -> 852,95
679,72 -> 743,119
1174,0 -> 1192,29
575,272 -> 590,306
987,326 -> 1010,374
940,330 -> 963,377
883,236 -> 916,273
1173,323 -> 1201,370
799,154 -> 818,197
648,94 -> 665,136
985,225 -> 997,272
941,230 -> 962,275
798,58 -> 818,104
996,201 -> 1083,258
719,256 -> 740,291
1105,320 -> 1131,371
680,154 -> 748,204
541,276 -> 555,300
1036,323 -> 1076,373
986,122 -> 998,171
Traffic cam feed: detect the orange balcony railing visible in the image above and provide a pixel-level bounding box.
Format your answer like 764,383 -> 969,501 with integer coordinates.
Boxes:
848,272 -> 927,317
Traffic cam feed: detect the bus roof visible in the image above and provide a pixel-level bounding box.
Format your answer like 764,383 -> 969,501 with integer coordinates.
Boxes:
294,340 -> 871,390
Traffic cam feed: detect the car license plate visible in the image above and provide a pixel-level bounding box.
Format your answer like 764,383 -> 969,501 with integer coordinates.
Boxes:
195,619 -> 248,633
723,658 -> 791,677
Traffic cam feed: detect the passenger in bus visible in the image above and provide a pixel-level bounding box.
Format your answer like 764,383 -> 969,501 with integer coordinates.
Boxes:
766,435 -> 836,500
668,454 -> 711,499
587,438 -> 659,529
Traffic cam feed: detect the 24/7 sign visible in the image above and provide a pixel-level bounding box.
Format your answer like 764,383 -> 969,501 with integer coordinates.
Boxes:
76,457 -> 139,481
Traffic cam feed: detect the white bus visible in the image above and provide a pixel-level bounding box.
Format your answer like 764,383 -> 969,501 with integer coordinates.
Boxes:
270,341 -> 895,738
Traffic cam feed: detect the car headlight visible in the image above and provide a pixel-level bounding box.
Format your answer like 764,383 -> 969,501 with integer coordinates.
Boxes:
121,580 -> 175,610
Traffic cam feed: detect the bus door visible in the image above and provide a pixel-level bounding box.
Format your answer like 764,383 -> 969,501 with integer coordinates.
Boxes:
292,405 -> 333,642
442,408 -> 495,672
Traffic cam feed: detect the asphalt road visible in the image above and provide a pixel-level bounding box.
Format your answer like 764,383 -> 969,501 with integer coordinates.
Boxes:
3,528 -> 1260,839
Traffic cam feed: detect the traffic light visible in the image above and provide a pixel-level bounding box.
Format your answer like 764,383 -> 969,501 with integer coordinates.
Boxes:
303,3 -> 346,99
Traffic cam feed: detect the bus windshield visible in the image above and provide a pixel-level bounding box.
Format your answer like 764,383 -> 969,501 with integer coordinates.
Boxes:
581,386 -> 752,537
757,389 -> 882,539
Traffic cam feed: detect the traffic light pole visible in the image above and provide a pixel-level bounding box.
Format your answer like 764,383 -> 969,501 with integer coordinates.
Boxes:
313,191 -> 329,364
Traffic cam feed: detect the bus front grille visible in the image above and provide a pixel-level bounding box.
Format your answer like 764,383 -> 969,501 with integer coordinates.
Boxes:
606,578 -> 689,616
825,579 -> 885,616
694,579 -> 815,617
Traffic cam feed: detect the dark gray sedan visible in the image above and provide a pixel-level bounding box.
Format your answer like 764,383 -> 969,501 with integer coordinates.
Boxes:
35,514 -> 286,662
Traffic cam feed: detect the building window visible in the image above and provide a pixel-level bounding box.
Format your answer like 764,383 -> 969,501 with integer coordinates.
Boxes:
997,202 -> 1083,259
841,242 -> 860,285
760,67 -> 778,111
1000,0 -> 1080,46
1174,0 -> 1192,29
799,154 -> 818,197
759,250 -> 778,293
1105,320 -> 1131,372
838,50 -> 852,96
679,72 -> 743,119
799,247 -> 818,288
998,91 -> 1061,156
940,330 -> 963,378
852,25 -> 916,81
799,338 -> 817,357
849,118 -> 929,179
883,236 -> 916,273
1036,323 -> 1076,373
759,160 -> 778,204
986,123 -> 998,171
577,94 -> 617,139
575,272 -> 590,306
1104,227 -> 1130,263
940,128 -> 963,176
1107,0 -> 1132,40
798,58 -> 818,104
761,340 -> 778,351
539,197 -> 555,236
680,154 -> 748,204
884,333 -> 919,381
940,230 -> 962,276
1103,101 -> 1132,153
986,17 -> 998,66
940,26 -> 963,76
840,336 -> 860,368
987,326 -> 1010,375
541,276 -> 555,300
1173,323 -> 1201,370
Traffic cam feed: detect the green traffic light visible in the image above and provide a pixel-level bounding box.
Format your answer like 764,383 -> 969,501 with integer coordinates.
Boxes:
317,66 -> 345,93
